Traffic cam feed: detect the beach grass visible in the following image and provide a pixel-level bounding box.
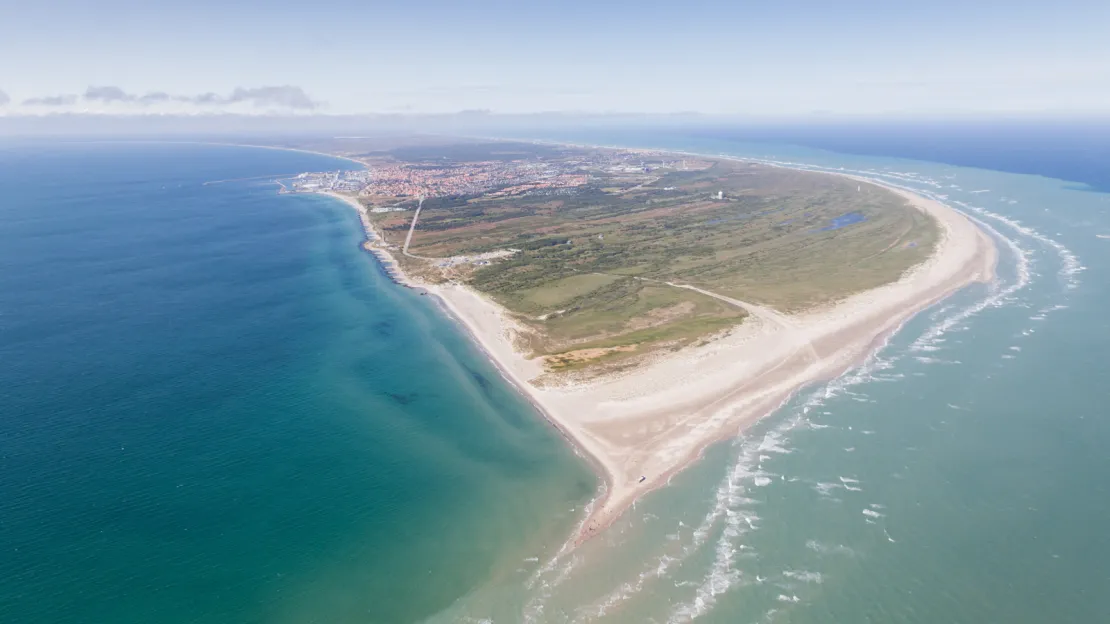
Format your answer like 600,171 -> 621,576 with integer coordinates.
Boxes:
369,155 -> 936,372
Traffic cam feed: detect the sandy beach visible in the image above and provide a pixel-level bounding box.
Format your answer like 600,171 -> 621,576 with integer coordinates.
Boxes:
327,170 -> 997,543
322,191 -> 421,287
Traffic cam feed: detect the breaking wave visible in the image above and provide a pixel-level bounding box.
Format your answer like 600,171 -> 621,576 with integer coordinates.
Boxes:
512,151 -> 1083,623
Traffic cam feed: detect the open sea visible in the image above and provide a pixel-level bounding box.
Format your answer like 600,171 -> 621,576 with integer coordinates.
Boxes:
3,133 -> 1109,623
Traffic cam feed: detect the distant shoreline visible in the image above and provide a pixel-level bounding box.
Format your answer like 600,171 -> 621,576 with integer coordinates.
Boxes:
308,142 -> 997,545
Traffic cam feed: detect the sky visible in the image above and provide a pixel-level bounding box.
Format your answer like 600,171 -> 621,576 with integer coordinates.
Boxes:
1,0 -> 1108,117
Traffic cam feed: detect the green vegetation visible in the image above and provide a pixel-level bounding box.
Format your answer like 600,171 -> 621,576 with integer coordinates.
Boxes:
367,147 -> 938,373
517,274 -> 621,309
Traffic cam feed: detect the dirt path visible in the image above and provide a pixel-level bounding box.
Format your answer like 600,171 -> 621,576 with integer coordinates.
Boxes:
589,270 -> 822,365
665,281 -> 821,363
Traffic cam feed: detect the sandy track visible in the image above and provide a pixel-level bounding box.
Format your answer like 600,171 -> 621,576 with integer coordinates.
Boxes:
666,281 -> 822,363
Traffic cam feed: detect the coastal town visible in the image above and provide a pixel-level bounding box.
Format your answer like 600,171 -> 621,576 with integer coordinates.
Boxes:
282,159 -> 589,199
279,145 -> 710,205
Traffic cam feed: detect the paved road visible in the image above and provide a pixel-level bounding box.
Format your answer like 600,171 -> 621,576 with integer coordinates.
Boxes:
402,197 -> 425,257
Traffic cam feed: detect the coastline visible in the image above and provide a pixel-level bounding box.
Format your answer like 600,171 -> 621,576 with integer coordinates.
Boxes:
320,191 -> 421,288
318,188 -> 616,523
315,150 -> 998,545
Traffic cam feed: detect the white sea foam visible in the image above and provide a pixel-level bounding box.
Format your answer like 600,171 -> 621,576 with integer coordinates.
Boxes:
668,353 -> 912,620
556,154 -> 1080,623
839,477 -> 862,492
521,549 -> 587,622
665,424 -> 804,623
951,199 -> 1083,291
782,570 -> 824,584
776,594 -> 801,603
580,426 -> 784,621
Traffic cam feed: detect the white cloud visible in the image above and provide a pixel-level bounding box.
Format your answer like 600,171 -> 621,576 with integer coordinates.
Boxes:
12,85 -> 322,115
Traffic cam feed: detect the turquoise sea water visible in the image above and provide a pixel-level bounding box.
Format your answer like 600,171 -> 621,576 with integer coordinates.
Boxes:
0,143 -> 594,623
4,136 -> 1110,623
428,131 -> 1110,622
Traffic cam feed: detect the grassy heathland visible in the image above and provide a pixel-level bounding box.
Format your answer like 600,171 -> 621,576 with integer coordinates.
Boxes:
367,151 -> 937,375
